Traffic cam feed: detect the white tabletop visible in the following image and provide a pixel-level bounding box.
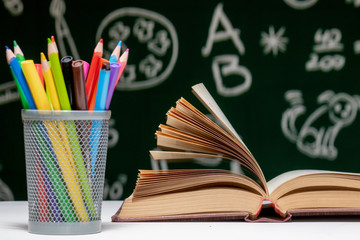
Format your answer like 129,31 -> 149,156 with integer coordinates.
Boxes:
0,201 -> 359,240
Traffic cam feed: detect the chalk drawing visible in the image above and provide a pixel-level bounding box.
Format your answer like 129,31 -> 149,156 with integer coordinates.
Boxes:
2,0 -> 23,16
260,25 -> 289,56
283,0 -> 318,10
96,7 -> 178,91
49,0 -> 80,59
282,90 -> 360,160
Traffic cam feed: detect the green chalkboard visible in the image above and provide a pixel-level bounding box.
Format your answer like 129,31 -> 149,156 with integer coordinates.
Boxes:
1,0 -> 360,201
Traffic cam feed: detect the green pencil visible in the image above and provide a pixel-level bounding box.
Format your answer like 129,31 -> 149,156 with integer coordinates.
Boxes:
13,40 -> 25,62
47,38 -> 71,110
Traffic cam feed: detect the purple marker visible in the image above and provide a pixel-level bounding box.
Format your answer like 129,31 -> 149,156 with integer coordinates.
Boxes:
105,62 -> 120,110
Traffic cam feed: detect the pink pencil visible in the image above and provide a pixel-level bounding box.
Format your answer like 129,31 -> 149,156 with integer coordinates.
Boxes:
115,48 -> 129,88
83,61 -> 89,79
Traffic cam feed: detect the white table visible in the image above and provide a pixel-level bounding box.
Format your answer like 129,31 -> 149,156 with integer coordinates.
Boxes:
0,201 -> 359,240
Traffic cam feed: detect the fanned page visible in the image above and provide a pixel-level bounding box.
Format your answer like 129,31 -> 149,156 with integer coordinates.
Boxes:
191,83 -> 248,152
151,83 -> 269,194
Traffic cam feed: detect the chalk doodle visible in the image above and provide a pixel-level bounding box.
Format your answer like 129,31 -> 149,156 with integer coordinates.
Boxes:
103,174 -> 128,200
2,0 -> 23,16
49,0 -> 80,59
0,82 -> 19,106
260,25 -> 289,56
96,7 -> 178,91
202,3 -> 252,98
306,28 -> 345,72
345,0 -> 360,8
0,179 -> 14,201
283,0 -> 319,10
282,90 -> 360,160
0,160 -> 14,201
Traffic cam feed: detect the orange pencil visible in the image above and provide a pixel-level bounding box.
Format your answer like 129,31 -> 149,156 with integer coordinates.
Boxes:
86,39 -> 103,110
51,35 -> 59,54
88,58 -> 109,110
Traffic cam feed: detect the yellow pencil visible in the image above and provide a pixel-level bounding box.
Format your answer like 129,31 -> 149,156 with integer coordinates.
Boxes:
21,60 -> 51,110
54,121 -> 90,221
40,52 -> 61,111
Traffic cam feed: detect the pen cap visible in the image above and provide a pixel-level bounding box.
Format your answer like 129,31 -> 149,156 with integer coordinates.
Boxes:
101,61 -> 110,71
61,56 -> 75,109
72,60 -> 88,110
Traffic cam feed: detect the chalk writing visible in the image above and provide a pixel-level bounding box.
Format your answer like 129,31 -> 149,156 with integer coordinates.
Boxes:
202,3 -> 252,97
306,28 -> 345,72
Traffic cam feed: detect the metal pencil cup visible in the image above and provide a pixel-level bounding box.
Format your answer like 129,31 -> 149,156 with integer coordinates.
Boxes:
22,110 -> 111,235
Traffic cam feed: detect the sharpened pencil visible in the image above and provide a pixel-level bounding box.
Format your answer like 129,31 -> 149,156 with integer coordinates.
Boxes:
86,39 -> 103,110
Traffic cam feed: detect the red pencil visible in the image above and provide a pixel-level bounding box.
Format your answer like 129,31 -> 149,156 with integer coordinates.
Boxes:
86,39 -> 103,110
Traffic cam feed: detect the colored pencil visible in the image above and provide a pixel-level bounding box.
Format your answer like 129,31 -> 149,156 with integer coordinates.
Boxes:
83,61 -> 90,79
13,40 -> 25,62
51,35 -> 59,54
115,48 -> 129,88
37,122 -> 76,222
109,40 -> 122,63
86,39 -> 103,110
35,63 -> 45,87
40,52 -> 61,111
48,38 -> 71,110
21,60 -> 51,110
6,46 -> 36,109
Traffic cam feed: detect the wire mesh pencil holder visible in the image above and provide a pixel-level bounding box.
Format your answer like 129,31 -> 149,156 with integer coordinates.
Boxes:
22,110 -> 111,235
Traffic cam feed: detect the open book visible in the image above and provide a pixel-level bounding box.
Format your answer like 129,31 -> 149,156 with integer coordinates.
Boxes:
112,83 -> 360,222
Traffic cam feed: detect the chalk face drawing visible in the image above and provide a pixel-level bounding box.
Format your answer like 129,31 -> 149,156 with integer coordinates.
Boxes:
96,7 -> 179,91
282,90 -> 360,160
202,3 -> 252,97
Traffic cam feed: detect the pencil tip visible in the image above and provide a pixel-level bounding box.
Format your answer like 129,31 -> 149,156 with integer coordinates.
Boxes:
47,38 -> 52,44
118,40 -> 122,46
13,40 -> 18,47
99,38 -> 103,43
126,48 -> 129,52
5,46 -> 10,50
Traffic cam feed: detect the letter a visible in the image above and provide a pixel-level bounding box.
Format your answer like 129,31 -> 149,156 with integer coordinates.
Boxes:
202,3 -> 245,57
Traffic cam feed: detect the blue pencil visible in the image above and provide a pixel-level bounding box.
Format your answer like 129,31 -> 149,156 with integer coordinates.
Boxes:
94,63 -> 111,111
5,46 -> 36,109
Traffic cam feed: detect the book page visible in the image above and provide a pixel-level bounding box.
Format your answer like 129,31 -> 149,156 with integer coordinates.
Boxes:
150,151 -> 227,161
267,169 -> 360,194
191,83 -> 249,152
